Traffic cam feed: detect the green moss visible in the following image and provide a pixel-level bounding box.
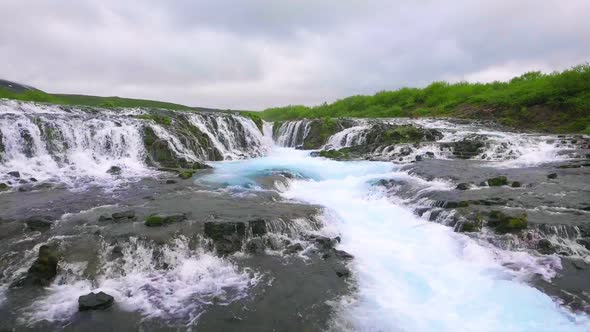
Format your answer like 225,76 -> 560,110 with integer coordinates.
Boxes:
318,149 -> 351,160
135,114 -> 172,126
488,210 -> 528,233
145,214 -> 164,227
178,170 -> 195,179
0,183 -> 9,191
487,176 -> 508,186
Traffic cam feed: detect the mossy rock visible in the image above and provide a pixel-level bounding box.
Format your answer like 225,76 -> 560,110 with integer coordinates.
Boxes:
318,149 -> 351,160
178,170 -> 195,179
487,210 -> 528,233
0,183 -> 9,191
487,176 -> 508,186
145,213 -> 187,227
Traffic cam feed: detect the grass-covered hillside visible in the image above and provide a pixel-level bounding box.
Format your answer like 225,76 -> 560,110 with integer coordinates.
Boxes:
260,64 -> 590,134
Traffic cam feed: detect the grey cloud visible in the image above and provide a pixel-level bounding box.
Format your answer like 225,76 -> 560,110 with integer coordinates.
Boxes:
0,0 -> 588,110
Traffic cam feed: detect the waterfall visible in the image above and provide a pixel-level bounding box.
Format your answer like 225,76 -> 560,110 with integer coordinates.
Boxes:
0,100 -> 267,188
274,120 -> 312,147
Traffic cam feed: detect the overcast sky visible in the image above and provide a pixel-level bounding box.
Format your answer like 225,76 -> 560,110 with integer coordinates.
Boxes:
1,1 -> 589,110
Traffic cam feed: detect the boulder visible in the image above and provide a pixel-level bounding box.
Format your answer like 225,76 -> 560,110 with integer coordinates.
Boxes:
204,222 -> 246,255
107,166 -> 122,175
511,181 -> 522,188
487,176 -> 508,187
334,266 -> 351,278
178,170 -> 194,179
284,243 -> 304,255
144,213 -> 187,227
0,183 -> 9,191
445,138 -> 486,159
537,239 -> 556,255
547,173 -> 558,179
456,183 -> 470,190
25,215 -> 54,232
165,179 -> 177,184
8,171 -> 20,178
112,210 -> 135,221
249,219 -> 267,237
13,245 -> 58,287
78,291 -> 114,311
333,249 -> 354,260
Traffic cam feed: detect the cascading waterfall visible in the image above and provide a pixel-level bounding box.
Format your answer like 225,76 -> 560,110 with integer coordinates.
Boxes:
274,120 -> 312,147
0,100 -> 267,188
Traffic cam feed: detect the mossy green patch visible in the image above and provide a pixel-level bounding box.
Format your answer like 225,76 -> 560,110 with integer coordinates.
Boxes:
488,210 -> 528,233
135,114 -> 172,126
178,170 -> 195,179
487,176 -> 508,186
145,215 -> 165,227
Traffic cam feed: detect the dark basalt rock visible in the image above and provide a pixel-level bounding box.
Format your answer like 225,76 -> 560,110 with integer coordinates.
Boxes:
204,222 -> 246,255
284,243 -> 304,254
78,291 -> 114,311
13,245 -> 58,287
334,266 -> 351,278
25,215 -> 54,232
246,238 -> 266,254
443,137 -> 486,159
249,219 -> 267,237
511,181 -> 522,188
165,179 -> 177,184
576,238 -> 590,251
112,210 -> 136,221
7,171 -> 20,178
333,249 -> 354,260
107,166 -> 122,175
537,239 -> 556,255
98,215 -> 113,222
144,213 -> 187,227
547,173 -> 558,179
456,183 -> 470,190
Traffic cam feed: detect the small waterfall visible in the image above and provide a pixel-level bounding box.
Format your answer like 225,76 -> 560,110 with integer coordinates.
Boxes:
274,120 -> 312,147
324,124 -> 369,149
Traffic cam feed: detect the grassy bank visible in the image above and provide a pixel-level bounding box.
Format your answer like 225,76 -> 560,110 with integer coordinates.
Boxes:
260,64 -> 590,134
0,88 -> 193,111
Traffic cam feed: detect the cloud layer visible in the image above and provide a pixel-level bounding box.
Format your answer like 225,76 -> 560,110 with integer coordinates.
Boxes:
1,0 -> 588,109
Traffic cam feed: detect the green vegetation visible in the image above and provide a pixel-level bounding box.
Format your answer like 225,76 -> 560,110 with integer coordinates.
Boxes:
488,211 -> 528,233
135,114 -> 172,126
303,117 -> 342,149
178,170 -> 195,179
487,176 -> 509,187
0,88 -> 193,111
145,214 -> 165,227
318,149 -> 351,160
260,64 -> 590,133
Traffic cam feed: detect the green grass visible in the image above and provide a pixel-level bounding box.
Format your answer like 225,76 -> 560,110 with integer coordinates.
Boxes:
0,88 -> 193,111
260,64 -> 590,133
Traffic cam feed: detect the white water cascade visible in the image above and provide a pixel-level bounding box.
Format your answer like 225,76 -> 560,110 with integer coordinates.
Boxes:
202,148 -> 590,332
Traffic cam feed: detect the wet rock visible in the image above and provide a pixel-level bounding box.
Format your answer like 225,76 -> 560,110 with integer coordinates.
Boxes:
249,219 -> 267,237
415,155 -> 423,161
547,173 -> 558,179
444,138 -> 486,159
487,210 -> 528,233
25,215 -> 54,232
98,215 -> 113,222
78,291 -> 114,311
284,243 -> 304,254
459,220 -> 482,232
440,201 -> 470,209
511,181 -> 522,188
107,166 -> 122,175
576,238 -> 590,251
479,181 -> 488,186
537,239 -> 556,255
29,177 -> 38,182
112,210 -> 135,221
334,266 -> 351,278
111,245 -> 124,258
18,185 -> 34,192
144,213 -> 187,227
456,183 -> 470,190
246,238 -> 266,254
0,183 -> 9,191
165,179 -> 177,184
312,236 -> 337,250
487,176 -> 508,186
333,249 -> 354,260
13,245 -> 58,287
7,171 -> 20,178
204,222 -> 246,255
